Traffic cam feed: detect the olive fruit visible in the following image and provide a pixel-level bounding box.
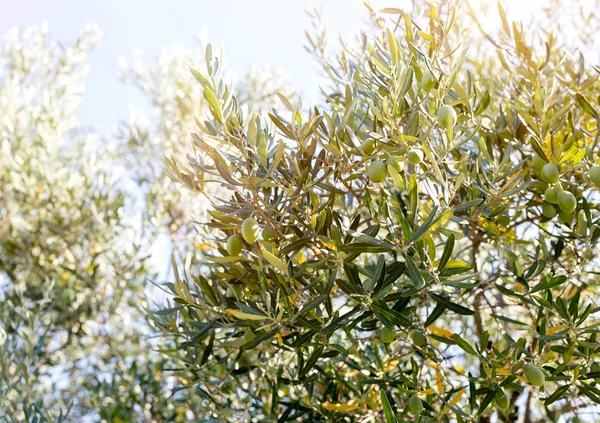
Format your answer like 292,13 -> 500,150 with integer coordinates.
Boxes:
226,234 -> 244,256
408,395 -> 423,415
407,149 -> 423,165
380,327 -> 396,344
262,226 -> 278,242
524,364 -> 545,386
590,165 -> 600,187
385,155 -> 402,172
421,71 -> 436,91
544,187 -> 559,204
437,105 -> 457,129
360,138 -> 376,155
558,191 -> 577,213
541,203 -> 557,219
558,211 -> 573,225
541,163 -> 560,184
368,160 -> 388,183
410,329 -> 426,347
241,217 -> 260,244
494,387 -> 510,409
532,153 -> 545,171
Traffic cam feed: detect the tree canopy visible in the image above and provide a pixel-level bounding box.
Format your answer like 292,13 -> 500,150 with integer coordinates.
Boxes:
2,1 -> 600,423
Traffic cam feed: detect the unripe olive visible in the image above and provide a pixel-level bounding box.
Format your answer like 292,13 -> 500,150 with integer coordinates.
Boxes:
421,71 -> 436,91
408,394 -> 423,415
407,149 -> 423,165
437,105 -> 457,129
532,153 -> 546,171
385,155 -> 402,172
262,226 -> 278,242
410,329 -> 426,347
226,234 -> 244,256
524,364 -> 545,386
558,211 -> 573,225
541,203 -> 557,219
360,138 -> 376,156
590,165 -> 600,187
241,217 -> 260,244
494,387 -> 510,409
544,187 -> 559,204
558,191 -> 577,213
380,327 -> 396,344
368,160 -> 388,183
541,163 -> 560,184
591,362 -> 600,383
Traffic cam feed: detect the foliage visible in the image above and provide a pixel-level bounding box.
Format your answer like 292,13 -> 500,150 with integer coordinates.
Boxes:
0,20 -> 297,423
155,2 -> 600,422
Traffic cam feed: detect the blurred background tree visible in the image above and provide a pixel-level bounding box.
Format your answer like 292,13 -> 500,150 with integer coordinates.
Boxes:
0,21 -> 293,423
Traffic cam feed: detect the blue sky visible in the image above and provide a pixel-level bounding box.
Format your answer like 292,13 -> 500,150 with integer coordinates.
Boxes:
1,0 -> 393,131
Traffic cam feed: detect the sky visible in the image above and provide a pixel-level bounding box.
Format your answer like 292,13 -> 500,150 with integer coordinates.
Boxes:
0,0 -> 392,131
0,0 -> 544,133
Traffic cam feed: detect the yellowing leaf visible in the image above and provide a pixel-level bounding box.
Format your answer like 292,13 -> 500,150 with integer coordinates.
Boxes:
263,250 -> 288,273
428,325 -> 453,339
225,309 -> 268,321
436,369 -> 444,394
546,324 -> 567,335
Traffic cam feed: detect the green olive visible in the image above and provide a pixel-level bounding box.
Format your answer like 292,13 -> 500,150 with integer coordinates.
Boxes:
590,165 -> 600,187
407,150 -> 423,165
380,327 -> 396,344
368,160 -> 388,183
385,155 -> 402,172
408,394 -> 423,415
557,191 -> 577,213
494,387 -> 510,409
532,153 -> 546,171
558,211 -> 573,225
437,105 -> 457,129
262,226 -> 278,242
544,187 -> 559,204
524,364 -> 545,386
421,71 -> 436,91
360,139 -> 376,156
226,234 -> 244,256
541,163 -> 560,184
541,203 -> 557,219
241,217 -> 260,244
410,329 -> 426,347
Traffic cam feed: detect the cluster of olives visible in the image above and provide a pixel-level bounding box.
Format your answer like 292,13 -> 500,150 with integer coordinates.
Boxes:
225,217 -> 278,256
379,327 -> 426,347
362,105 -> 457,184
533,153 -> 600,226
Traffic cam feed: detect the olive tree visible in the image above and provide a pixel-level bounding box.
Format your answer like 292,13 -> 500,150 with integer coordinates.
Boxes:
154,1 -> 600,422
